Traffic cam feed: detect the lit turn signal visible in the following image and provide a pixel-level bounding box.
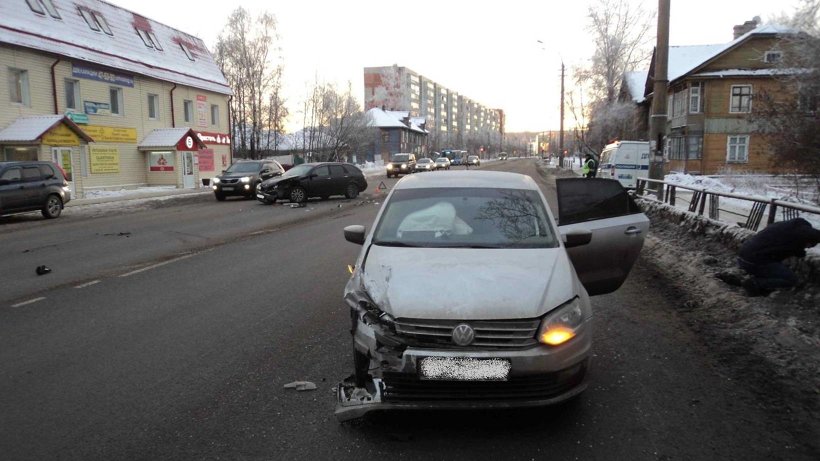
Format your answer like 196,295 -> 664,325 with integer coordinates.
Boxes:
347,264 -> 355,275
539,326 -> 576,346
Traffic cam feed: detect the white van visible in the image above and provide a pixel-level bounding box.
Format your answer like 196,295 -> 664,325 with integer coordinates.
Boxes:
598,141 -> 649,188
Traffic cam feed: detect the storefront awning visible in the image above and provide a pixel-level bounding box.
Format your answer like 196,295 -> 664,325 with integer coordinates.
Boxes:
138,128 -> 207,151
0,115 -> 93,144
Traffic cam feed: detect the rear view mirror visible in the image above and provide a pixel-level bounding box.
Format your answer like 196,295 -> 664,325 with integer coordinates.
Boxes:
562,228 -> 592,248
344,225 -> 366,245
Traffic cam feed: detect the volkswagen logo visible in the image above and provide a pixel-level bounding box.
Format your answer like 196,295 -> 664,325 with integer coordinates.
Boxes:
451,323 -> 475,346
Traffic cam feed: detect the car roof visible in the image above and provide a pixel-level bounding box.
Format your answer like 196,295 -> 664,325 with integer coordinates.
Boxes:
394,171 -> 539,191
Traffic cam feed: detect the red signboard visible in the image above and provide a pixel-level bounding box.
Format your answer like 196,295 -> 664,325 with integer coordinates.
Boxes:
196,131 -> 231,145
176,134 -> 197,151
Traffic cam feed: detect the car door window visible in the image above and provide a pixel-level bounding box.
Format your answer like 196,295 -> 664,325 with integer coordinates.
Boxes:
39,164 -> 57,180
557,178 -> 642,225
313,166 -> 330,178
330,165 -> 346,178
22,166 -> 42,182
1,167 -> 22,182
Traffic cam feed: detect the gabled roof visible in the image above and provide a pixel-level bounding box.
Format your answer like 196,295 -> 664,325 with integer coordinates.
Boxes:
138,128 -> 205,150
0,115 -> 93,143
0,0 -> 230,95
366,108 -> 428,133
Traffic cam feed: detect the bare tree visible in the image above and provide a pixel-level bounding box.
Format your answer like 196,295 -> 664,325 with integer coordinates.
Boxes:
215,8 -> 283,159
574,0 -> 654,154
752,0 -> 819,201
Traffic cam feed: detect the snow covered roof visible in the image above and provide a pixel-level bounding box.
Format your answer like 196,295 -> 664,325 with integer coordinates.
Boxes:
138,128 -> 205,150
0,115 -> 92,143
410,116 -> 428,134
0,0 -> 231,95
623,70 -> 649,103
366,108 -> 428,133
691,68 -> 810,78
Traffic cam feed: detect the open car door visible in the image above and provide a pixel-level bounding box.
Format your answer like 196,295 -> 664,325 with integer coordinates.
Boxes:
556,178 -> 649,296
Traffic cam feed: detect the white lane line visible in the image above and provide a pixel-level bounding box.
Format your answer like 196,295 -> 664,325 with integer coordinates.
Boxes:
75,280 -> 101,289
119,253 -> 196,278
12,297 -> 46,308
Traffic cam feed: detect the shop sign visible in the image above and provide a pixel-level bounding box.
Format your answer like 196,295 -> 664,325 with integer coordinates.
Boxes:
73,64 -> 134,88
42,124 -> 80,146
196,95 -> 207,127
197,149 -> 214,171
84,101 -> 111,116
176,134 -> 198,151
89,146 -> 120,174
196,131 -> 231,145
149,152 -> 175,172
82,125 -> 138,143
66,112 -> 89,124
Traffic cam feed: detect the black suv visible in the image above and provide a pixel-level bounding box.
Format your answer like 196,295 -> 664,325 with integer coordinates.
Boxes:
212,160 -> 284,200
256,162 -> 368,205
0,161 -> 71,219
386,153 -> 416,178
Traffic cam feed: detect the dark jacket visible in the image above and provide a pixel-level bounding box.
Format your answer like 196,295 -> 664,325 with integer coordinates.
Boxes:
739,218 -> 820,264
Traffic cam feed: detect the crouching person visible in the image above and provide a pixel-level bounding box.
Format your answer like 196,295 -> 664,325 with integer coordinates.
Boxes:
737,217 -> 820,296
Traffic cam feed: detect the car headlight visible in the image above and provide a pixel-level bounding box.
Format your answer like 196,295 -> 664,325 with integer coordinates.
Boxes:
537,297 -> 585,346
387,164 -> 393,170
401,164 -> 407,169
212,178 -> 221,184
240,176 -> 251,183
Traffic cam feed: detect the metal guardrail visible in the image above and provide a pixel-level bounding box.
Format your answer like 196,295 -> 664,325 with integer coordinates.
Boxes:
635,178 -> 820,231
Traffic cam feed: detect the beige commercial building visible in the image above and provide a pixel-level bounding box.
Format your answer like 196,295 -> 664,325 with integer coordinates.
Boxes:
0,0 -> 232,197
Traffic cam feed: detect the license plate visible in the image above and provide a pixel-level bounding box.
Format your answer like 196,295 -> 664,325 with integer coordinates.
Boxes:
222,186 -> 234,191
419,357 -> 510,381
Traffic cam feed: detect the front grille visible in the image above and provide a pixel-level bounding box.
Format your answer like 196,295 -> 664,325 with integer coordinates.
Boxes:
220,178 -> 240,185
381,363 -> 586,403
394,318 -> 541,350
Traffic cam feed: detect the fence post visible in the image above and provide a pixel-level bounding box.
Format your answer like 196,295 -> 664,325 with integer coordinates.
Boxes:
669,185 -> 676,206
698,188 -> 707,216
768,199 -> 777,225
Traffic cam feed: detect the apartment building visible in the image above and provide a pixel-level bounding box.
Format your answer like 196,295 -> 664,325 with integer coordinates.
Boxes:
364,65 -> 503,154
0,0 -> 232,198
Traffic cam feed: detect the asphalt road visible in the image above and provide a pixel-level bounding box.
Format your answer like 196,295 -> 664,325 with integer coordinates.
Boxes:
0,160 -> 815,460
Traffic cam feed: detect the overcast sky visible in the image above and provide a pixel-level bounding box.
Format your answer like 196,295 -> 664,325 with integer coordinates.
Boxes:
109,0 -> 805,133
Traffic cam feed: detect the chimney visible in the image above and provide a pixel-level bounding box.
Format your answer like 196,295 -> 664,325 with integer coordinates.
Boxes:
733,16 -> 761,39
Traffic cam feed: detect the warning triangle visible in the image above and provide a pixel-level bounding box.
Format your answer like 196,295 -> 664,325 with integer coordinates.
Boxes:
378,181 -> 388,190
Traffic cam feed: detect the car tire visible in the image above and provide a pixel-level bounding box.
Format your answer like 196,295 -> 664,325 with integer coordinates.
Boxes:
345,183 -> 359,199
215,192 -> 226,201
289,186 -> 307,204
41,194 -> 62,219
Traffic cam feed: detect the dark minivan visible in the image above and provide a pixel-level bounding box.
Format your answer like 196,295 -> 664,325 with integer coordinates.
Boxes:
0,161 -> 71,219
256,162 -> 367,204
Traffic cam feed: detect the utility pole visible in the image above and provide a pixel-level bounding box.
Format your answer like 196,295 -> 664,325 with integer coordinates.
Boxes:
559,61 -> 565,168
648,0 -> 671,191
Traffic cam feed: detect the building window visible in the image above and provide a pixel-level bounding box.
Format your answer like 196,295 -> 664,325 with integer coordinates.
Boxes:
27,0 -> 60,18
730,85 -> 752,113
797,84 -> 818,113
109,87 -> 123,115
65,79 -> 80,110
686,136 -> 703,159
689,82 -> 702,113
8,68 -> 30,106
79,8 -> 112,35
727,135 -> 749,163
764,51 -> 782,63
136,29 -> 163,51
179,43 -> 195,61
147,94 -> 159,119
673,90 -> 686,117
210,104 -> 219,126
184,100 -> 193,123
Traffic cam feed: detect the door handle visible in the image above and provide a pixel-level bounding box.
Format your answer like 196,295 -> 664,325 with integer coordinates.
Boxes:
624,227 -> 642,235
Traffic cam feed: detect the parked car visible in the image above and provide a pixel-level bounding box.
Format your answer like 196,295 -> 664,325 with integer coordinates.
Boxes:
414,158 -> 436,172
0,161 -> 71,219
499,153 -> 508,161
256,162 -> 367,204
434,157 -> 451,170
386,153 -> 416,178
335,172 -> 649,421
212,160 -> 284,201
466,155 -> 481,167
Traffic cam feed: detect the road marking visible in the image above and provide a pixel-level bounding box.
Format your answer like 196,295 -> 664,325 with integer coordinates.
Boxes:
12,297 -> 46,308
119,254 -> 195,278
75,280 -> 101,289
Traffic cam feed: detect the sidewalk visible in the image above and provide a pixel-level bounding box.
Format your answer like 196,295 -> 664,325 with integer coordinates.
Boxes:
66,185 -> 211,207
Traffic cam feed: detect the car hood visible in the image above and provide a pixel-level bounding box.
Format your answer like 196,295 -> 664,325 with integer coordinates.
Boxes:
218,172 -> 259,180
260,175 -> 296,189
357,246 -> 579,320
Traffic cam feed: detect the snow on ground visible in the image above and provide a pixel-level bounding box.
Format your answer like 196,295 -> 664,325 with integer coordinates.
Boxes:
82,185 -> 179,200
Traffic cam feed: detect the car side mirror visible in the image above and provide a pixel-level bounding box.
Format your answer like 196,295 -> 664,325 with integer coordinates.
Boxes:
344,225 -> 366,245
221,170 -> 227,174
562,228 -> 592,248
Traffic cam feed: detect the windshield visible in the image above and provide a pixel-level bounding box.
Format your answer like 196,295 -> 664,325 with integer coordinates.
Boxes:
224,162 -> 263,174
391,154 -> 410,162
373,187 -> 558,249
281,164 -> 314,178
418,158 -> 433,163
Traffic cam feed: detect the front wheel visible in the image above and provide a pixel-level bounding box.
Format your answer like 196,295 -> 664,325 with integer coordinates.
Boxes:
345,183 -> 359,199
41,194 -> 62,219
289,186 -> 307,204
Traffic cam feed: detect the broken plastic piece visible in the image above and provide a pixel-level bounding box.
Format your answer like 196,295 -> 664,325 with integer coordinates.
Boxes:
284,381 -> 317,391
